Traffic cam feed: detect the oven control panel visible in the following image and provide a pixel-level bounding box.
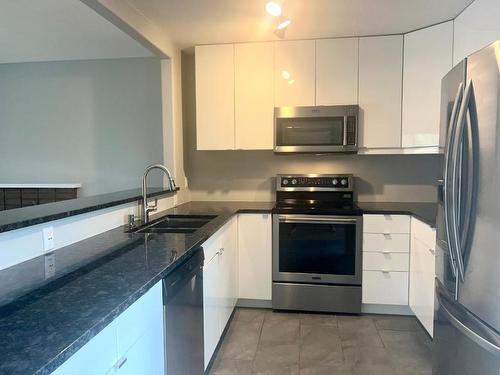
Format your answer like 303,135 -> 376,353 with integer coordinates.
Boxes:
277,175 -> 353,191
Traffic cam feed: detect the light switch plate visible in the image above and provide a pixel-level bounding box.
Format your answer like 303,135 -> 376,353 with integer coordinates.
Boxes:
42,226 -> 55,251
44,253 -> 56,279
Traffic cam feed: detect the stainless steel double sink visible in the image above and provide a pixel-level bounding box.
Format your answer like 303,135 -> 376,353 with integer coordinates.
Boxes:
133,214 -> 217,234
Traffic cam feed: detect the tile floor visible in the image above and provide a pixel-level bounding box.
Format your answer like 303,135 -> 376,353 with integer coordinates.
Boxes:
209,308 -> 432,375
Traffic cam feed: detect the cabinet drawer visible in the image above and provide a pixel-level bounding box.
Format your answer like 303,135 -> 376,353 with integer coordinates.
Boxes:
411,218 -> 436,249
363,233 -> 409,253
363,252 -> 409,272
363,214 -> 410,234
362,270 -> 408,305
115,281 -> 163,354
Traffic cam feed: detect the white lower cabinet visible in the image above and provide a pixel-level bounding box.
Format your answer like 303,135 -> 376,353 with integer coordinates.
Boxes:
362,270 -> 409,305
238,214 -> 272,301
362,214 -> 410,306
52,281 -> 164,375
202,217 -> 238,370
409,218 -> 436,337
203,253 -> 221,369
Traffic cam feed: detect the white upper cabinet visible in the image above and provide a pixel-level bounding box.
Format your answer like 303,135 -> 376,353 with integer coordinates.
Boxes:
358,35 -> 403,149
316,38 -> 359,105
234,42 -> 274,150
195,44 -> 235,150
402,22 -> 453,148
453,0 -> 500,64
274,40 -> 315,107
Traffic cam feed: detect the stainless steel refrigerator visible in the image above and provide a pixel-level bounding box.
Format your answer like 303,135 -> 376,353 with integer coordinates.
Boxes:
434,40 -> 500,374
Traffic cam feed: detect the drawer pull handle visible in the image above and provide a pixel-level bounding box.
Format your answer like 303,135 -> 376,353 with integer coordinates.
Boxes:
428,248 -> 435,255
381,269 -> 391,273
383,232 -> 391,237
115,357 -> 127,369
382,250 -> 391,254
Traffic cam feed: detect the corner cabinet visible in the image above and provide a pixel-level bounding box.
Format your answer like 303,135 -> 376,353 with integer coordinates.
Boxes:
195,44 -> 235,150
402,22 -> 453,148
358,35 -> 403,149
409,217 -> 436,337
453,0 -> 500,64
202,217 -> 238,370
51,282 -> 164,375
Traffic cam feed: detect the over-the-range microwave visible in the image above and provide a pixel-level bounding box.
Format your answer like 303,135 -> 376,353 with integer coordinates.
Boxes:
273,105 -> 358,153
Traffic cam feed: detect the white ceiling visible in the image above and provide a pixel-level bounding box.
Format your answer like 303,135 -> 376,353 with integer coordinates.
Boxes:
127,0 -> 474,48
0,0 -> 154,64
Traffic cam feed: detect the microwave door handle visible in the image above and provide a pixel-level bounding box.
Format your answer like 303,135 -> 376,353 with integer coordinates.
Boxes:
343,116 -> 348,145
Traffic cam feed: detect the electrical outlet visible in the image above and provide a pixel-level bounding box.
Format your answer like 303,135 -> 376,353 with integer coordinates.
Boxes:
44,253 -> 56,279
42,226 -> 55,251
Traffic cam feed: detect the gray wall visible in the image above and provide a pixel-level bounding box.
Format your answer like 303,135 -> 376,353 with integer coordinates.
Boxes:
0,57 -> 164,196
182,52 -> 442,203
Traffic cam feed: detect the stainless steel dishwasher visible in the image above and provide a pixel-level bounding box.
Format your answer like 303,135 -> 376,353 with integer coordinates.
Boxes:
163,249 -> 204,375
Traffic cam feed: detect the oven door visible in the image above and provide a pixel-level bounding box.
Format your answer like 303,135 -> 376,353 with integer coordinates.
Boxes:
273,214 -> 362,285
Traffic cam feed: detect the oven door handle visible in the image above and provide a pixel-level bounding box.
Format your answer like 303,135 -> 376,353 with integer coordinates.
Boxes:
278,215 -> 358,225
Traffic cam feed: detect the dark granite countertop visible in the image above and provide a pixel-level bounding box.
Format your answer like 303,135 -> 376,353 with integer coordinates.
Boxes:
0,187 -> 179,234
0,201 -> 273,375
0,199 -> 436,374
357,201 -> 438,228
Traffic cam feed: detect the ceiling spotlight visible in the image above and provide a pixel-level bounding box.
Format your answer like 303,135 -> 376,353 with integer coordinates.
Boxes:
281,70 -> 291,80
276,18 -> 291,30
265,1 -> 282,17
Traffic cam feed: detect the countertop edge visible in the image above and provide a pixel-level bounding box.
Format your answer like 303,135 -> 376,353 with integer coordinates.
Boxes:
0,188 -> 179,234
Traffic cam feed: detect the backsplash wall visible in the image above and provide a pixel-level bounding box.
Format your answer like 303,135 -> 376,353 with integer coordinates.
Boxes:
182,52 -> 442,203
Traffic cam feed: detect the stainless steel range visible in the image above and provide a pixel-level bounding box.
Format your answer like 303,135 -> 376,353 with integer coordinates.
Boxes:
272,174 -> 362,314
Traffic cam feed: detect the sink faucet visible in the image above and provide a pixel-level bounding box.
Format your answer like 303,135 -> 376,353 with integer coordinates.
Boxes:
142,164 -> 176,224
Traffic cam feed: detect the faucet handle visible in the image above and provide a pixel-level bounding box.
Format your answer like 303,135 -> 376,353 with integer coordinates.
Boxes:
147,198 -> 158,211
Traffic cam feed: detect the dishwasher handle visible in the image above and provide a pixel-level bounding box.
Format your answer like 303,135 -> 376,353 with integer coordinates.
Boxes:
163,248 -> 204,305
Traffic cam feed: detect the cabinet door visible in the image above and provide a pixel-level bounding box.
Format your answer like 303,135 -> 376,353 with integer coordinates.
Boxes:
114,324 -> 164,375
316,38 -> 359,105
409,218 -> 436,337
219,218 -> 238,331
238,214 -> 272,300
116,281 -> 163,355
453,0 -> 500,64
359,35 -> 403,148
274,40 -> 315,107
51,322 -> 117,375
402,22 -> 453,148
235,42 -> 274,150
195,44 -> 235,150
203,254 -> 221,369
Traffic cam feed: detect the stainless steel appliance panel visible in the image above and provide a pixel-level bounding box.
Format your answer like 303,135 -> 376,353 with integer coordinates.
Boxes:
456,41 -> 500,332
274,105 -> 358,153
164,250 -> 204,375
273,214 -> 362,285
434,281 -> 500,375
273,282 -> 361,313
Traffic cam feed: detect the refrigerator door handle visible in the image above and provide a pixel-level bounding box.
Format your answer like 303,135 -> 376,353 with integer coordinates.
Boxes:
451,80 -> 474,281
459,83 -> 477,276
438,290 -> 500,357
443,83 -> 464,278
